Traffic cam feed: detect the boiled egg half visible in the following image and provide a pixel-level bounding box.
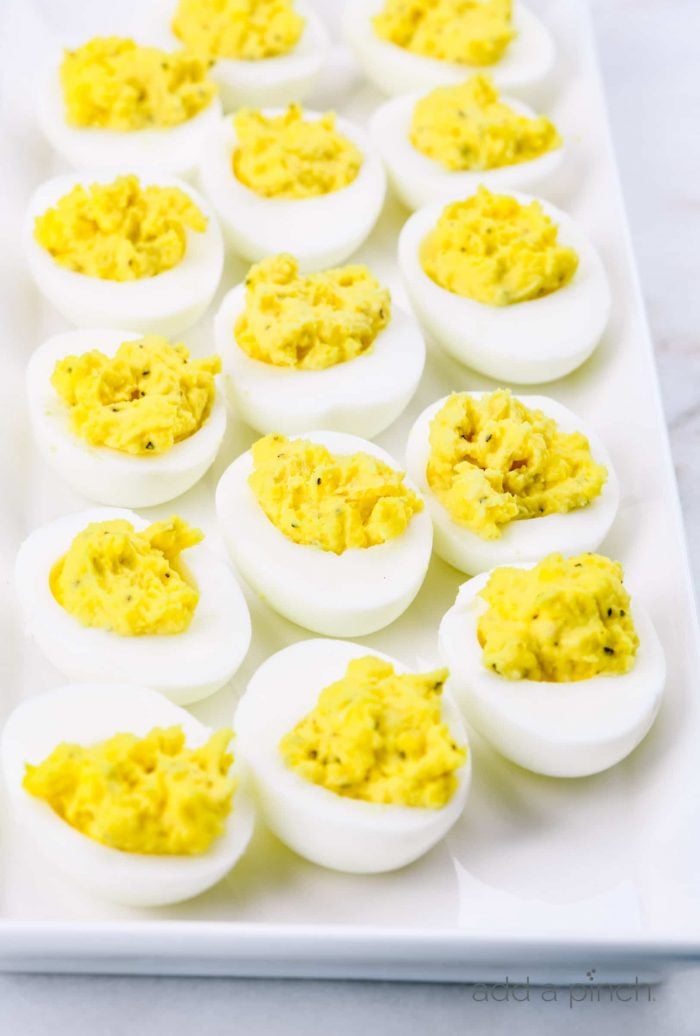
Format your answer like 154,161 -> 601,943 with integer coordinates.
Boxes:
235,638 -> 470,872
23,171 -> 223,336
343,0 -> 555,100
15,507 -> 251,706
138,0 -> 330,111
405,391 -> 620,574
398,188 -> 611,383
215,431 -> 433,636
439,554 -> 665,777
198,106 -> 386,271
35,37 -> 224,177
213,255 -> 425,438
26,328 -> 227,508
1,684 -> 254,905
370,77 -> 564,211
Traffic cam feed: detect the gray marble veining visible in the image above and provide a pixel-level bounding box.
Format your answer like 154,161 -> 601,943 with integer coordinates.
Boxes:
590,0 -> 700,585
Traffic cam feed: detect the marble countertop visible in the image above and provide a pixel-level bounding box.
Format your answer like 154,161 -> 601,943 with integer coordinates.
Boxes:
593,0 -> 700,589
1,1 -> 698,1032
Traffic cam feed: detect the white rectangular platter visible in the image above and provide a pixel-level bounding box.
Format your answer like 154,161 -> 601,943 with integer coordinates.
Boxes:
1,0 -> 700,983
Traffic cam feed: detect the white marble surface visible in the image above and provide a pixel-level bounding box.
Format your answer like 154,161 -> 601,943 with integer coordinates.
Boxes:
593,0 -> 700,589
1,1 -> 699,1032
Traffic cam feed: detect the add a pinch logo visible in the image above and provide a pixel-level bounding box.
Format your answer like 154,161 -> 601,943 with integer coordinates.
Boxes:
467,973 -> 656,1006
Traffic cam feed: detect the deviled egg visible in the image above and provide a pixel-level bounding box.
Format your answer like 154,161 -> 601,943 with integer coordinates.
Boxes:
216,431 -> 433,636
27,329 -> 227,508
198,105 -> 386,271
344,0 -> 555,100
35,37 -> 223,177
139,0 -> 329,110
15,508 -> 251,705
235,638 -> 470,872
214,254 -> 425,437
398,187 -> 611,383
405,390 -> 619,574
370,74 -> 564,210
439,553 -> 666,777
23,172 -> 223,335
1,684 -> 255,905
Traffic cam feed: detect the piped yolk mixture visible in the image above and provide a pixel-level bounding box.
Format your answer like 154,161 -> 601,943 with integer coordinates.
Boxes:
34,175 -> 207,281
234,254 -> 391,369
420,187 -> 579,306
23,726 -> 234,855
410,75 -> 561,172
478,553 -> 640,682
50,517 -> 202,636
232,105 -> 363,199
248,434 -> 423,554
60,37 -> 217,131
280,656 -> 466,808
172,0 -> 304,60
373,0 -> 515,67
52,336 -> 221,456
427,391 -> 607,540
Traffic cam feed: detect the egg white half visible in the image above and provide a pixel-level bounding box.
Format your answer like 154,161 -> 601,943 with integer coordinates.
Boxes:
137,0 -> 330,111
27,328 -> 227,508
23,169 -> 224,336
439,565 -> 666,777
398,190 -> 611,384
215,430 -> 433,637
343,0 -> 555,101
405,392 -> 620,574
198,110 -> 387,272
1,683 -> 255,906
370,90 -> 564,211
234,638 -> 470,873
213,281 -> 425,437
35,63 -> 224,178
15,507 -> 251,705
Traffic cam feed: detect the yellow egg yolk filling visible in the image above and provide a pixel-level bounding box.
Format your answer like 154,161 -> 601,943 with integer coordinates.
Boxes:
248,434 -> 423,554
34,175 -> 207,281
234,254 -> 391,369
478,553 -> 640,682
172,0 -> 304,60
280,656 -> 466,808
23,726 -> 235,855
373,0 -> 515,67
52,335 -> 221,456
427,391 -> 607,540
60,37 -> 217,131
232,104 -> 363,199
410,75 -> 561,172
420,187 -> 579,306
51,517 -> 202,636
